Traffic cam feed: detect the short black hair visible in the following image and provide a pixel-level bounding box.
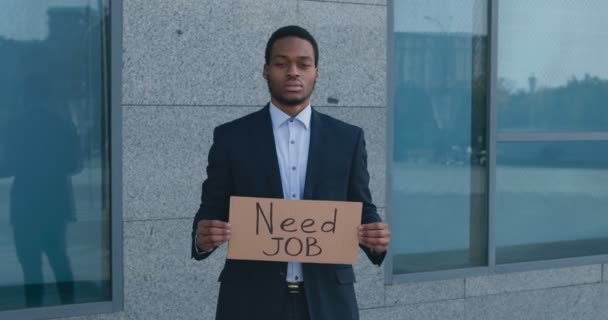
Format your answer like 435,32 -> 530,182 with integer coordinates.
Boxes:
265,25 -> 319,67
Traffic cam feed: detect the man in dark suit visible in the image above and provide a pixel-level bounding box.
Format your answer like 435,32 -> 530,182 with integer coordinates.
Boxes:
191,25 -> 390,320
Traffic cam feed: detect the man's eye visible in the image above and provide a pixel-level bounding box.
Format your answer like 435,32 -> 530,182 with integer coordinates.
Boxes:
275,63 -> 286,67
299,64 -> 311,68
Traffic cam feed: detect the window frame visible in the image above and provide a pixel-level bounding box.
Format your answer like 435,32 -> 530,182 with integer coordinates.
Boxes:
0,0 -> 124,318
386,0 -> 608,284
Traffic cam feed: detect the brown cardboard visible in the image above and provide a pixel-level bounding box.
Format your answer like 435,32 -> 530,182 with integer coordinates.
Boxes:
227,196 -> 363,264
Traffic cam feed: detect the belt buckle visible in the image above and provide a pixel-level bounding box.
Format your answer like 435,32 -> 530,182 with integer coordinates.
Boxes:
287,282 -> 300,294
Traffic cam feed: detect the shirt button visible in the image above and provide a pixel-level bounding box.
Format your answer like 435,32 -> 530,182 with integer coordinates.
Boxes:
291,166 -> 296,171
289,119 -> 294,123
290,140 -> 295,144
292,193 -> 296,198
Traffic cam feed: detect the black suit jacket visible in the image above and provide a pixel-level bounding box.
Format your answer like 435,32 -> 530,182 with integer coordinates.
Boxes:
192,105 -> 385,320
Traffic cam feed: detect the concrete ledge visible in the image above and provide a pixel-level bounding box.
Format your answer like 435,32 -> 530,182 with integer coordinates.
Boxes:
465,265 -> 602,297
603,264 -> 607,282
466,283 -> 608,320
385,279 -> 464,306
302,0 -> 387,6
360,299 -> 464,320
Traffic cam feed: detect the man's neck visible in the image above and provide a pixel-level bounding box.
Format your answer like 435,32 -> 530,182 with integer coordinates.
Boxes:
271,98 -> 310,117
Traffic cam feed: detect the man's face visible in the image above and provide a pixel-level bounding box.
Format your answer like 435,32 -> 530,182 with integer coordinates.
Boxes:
263,36 -> 319,110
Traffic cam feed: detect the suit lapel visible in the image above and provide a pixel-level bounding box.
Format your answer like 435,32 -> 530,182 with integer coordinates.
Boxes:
303,108 -> 324,200
256,104 -> 284,198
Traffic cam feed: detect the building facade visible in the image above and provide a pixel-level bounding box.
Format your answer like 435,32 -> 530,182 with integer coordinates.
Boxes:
0,0 -> 607,319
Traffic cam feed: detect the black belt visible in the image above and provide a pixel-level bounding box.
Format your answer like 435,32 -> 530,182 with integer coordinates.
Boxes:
286,281 -> 303,294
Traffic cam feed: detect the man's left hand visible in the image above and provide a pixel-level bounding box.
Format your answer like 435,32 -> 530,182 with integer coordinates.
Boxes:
358,223 -> 390,253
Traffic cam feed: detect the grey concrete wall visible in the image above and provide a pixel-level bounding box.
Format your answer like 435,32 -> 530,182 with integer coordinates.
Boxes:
63,0 -> 608,319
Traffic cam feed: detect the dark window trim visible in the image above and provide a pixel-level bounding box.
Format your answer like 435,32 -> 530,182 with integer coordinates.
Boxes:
384,0 -> 396,285
110,0 -> 125,313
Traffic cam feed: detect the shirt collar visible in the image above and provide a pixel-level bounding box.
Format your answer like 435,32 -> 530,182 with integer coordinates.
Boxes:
269,102 -> 311,130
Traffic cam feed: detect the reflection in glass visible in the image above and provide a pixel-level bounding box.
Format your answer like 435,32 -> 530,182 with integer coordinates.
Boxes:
391,0 -> 488,274
3,75 -> 81,307
496,141 -> 608,264
497,0 -> 608,131
0,2 -> 111,310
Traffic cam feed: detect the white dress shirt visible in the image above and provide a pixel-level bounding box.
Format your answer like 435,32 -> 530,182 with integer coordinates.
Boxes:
269,102 -> 311,283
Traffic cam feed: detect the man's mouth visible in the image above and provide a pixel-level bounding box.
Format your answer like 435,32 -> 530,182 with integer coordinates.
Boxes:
285,82 -> 303,92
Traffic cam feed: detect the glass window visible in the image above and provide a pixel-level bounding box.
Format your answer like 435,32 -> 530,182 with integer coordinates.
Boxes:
496,141 -> 608,264
495,0 -> 608,265
497,0 -> 608,131
0,1 -> 111,311
391,0 -> 489,273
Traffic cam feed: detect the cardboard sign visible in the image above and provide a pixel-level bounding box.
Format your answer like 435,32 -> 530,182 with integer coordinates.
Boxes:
227,196 -> 362,264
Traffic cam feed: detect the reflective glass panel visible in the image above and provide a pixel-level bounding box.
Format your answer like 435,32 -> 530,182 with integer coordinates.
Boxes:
391,0 -> 489,274
0,1 -> 111,310
496,141 -> 608,264
497,0 -> 608,131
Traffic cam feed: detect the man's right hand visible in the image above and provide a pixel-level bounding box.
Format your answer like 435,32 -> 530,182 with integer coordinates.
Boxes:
195,220 -> 231,253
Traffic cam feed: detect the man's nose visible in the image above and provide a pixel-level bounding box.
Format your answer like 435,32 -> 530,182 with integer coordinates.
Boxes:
286,63 -> 300,77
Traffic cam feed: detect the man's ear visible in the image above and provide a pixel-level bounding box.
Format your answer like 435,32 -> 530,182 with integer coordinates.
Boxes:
315,68 -> 319,81
263,64 -> 269,80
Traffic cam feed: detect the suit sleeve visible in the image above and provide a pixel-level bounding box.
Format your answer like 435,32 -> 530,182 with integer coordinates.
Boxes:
191,126 -> 232,260
348,128 -> 386,266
